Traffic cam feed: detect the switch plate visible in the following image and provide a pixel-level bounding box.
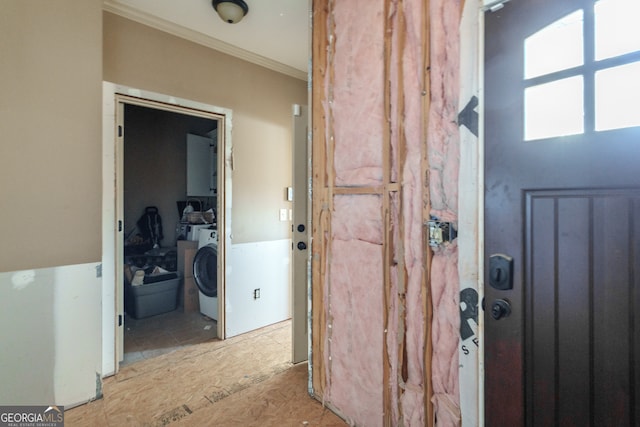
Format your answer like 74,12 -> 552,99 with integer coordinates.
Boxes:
280,208 -> 288,221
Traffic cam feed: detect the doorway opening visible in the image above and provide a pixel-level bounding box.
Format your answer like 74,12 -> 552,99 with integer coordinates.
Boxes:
121,103 -> 220,365
102,83 -> 304,381
102,84 -> 232,373
116,96 -> 227,368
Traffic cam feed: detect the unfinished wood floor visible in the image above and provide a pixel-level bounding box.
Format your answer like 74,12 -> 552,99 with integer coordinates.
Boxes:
66,321 -> 346,426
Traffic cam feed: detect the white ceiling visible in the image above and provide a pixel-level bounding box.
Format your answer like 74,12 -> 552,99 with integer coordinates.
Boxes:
103,0 -> 310,80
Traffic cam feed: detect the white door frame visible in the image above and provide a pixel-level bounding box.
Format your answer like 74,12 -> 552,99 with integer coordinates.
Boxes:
457,2 -> 487,426
291,104 -> 310,364
102,82 -> 233,373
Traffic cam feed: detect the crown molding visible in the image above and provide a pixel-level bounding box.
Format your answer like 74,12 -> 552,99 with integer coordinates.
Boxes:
103,1 -> 307,81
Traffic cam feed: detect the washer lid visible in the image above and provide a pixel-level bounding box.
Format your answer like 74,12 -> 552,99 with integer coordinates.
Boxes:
193,245 -> 217,297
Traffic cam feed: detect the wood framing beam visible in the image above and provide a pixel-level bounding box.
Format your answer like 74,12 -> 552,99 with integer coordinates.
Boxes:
422,0 -> 434,425
311,0 -> 330,399
332,185 -> 399,195
382,0 -> 394,423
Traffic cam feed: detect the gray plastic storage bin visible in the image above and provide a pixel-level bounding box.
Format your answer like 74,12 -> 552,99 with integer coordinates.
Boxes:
130,276 -> 180,319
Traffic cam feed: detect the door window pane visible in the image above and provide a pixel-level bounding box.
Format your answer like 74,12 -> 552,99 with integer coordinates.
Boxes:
595,0 -> 640,60
525,76 -> 584,141
595,61 -> 640,131
525,10 -> 584,79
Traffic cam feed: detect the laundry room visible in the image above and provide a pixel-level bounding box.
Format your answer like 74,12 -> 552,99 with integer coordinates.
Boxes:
121,102 -> 221,365
112,90 -> 295,368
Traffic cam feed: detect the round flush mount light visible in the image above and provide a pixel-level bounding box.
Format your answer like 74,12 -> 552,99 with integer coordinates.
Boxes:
211,0 -> 249,24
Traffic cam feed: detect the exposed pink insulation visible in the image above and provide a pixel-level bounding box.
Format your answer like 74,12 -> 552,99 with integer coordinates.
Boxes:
328,195 -> 384,426
396,0 -> 429,426
321,0 -> 462,425
431,244 -> 461,426
428,0 -> 461,223
428,0 -> 462,425
324,0 -> 405,423
331,0 -> 385,187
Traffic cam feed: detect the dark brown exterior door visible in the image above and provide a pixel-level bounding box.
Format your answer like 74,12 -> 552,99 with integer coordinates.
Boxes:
484,0 -> 640,425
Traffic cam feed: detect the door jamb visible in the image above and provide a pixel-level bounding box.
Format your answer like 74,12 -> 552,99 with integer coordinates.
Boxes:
477,7 -> 486,424
102,82 -> 233,373
457,4 -> 487,426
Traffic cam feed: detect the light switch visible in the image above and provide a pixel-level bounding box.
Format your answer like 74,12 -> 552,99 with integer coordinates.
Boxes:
279,209 -> 288,221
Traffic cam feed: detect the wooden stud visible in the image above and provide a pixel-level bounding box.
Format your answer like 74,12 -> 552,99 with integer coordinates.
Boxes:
395,0 -> 409,416
382,0 -> 393,423
422,0 -> 434,425
323,0 -> 337,398
311,0 -> 330,400
332,186 -> 385,195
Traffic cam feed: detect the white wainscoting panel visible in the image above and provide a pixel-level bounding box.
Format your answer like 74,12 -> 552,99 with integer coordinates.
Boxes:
226,239 -> 291,337
0,262 -> 102,407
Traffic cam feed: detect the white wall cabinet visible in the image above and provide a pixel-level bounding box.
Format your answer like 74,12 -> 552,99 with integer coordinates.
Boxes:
186,133 -> 217,197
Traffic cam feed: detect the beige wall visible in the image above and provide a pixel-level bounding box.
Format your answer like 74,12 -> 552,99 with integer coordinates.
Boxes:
104,12 -> 307,244
0,1 -> 103,272
123,104 -> 217,246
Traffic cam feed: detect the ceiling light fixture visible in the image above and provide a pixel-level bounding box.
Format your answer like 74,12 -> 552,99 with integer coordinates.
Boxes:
211,0 -> 249,24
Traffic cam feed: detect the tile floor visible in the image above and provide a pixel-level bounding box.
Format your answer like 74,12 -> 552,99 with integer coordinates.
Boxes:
123,309 -> 218,366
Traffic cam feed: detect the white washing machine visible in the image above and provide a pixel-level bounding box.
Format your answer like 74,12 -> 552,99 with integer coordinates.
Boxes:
193,228 -> 218,320
186,224 -> 214,241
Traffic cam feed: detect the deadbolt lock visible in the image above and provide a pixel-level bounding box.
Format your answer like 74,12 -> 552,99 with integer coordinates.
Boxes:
489,253 -> 514,290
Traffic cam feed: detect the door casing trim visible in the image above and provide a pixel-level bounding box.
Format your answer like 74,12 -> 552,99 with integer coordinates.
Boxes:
102,82 -> 233,374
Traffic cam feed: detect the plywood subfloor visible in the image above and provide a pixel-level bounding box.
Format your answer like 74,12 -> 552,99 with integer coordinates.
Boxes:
66,321 -> 346,426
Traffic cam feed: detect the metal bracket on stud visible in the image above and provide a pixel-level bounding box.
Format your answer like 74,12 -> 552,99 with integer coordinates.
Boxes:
427,216 -> 457,248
